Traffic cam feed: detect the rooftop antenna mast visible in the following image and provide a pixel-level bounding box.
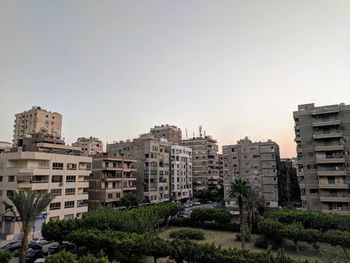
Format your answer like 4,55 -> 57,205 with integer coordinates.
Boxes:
185,128 -> 188,139
199,125 -> 202,137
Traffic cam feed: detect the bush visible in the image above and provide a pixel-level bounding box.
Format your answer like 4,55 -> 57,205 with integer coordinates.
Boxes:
254,236 -> 268,249
169,229 -> 205,240
236,229 -> 251,242
46,251 -> 78,263
190,208 -> 232,225
78,254 -> 110,263
0,249 -> 11,263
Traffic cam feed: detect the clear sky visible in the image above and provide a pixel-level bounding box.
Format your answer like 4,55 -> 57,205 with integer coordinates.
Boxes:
1,0 -> 350,157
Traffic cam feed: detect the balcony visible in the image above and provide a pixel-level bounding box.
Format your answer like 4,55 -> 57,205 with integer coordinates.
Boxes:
321,208 -> 350,215
315,145 -> 344,151
320,195 -> 350,202
312,119 -> 341,127
313,132 -> 342,139
317,170 -> 347,176
316,157 -> 345,164
318,183 -> 349,189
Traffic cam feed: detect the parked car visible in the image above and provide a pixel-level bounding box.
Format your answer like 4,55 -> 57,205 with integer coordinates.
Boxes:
47,241 -> 76,255
25,249 -> 44,263
30,238 -> 47,246
1,241 -> 21,252
34,259 -> 45,263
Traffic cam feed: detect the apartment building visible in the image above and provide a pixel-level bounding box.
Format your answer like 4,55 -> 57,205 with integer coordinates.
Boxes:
180,135 -> 220,192
293,103 -> 350,215
170,145 -> 193,202
150,125 -> 182,144
88,154 -> 137,209
73,137 -> 104,156
107,134 -> 170,203
13,106 -> 62,146
223,137 -> 280,208
278,158 -> 300,206
0,134 -> 91,240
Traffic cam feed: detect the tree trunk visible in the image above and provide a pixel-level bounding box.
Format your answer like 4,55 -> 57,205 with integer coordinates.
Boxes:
19,225 -> 30,263
154,256 -> 157,263
239,198 -> 245,250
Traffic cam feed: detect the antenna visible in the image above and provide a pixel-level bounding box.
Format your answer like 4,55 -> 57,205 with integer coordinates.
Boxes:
185,129 -> 188,139
204,130 -> 206,137
199,125 -> 202,137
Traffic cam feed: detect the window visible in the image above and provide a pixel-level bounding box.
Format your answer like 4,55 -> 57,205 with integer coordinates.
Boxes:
8,176 -> 15,182
67,163 -> 77,170
7,190 -> 14,197
310,189 -> 319,194
52,175 -> 63,183
52,163 -> 64,170
64,201 -> 75,208
50,202 -> 61,210
65,188 -> 75,195
51,189 -> 62,196
108,193 -> 113,199
0,176 -> 2,182
66,176 -> 76,182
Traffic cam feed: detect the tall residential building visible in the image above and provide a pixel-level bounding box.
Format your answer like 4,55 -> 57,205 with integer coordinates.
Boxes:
170,145 -> 193,202
223,137 -> 280,208
180,135 -> 220,192
278,158 -> 301,206
0,134 -> 91,240
293,103 -> 350,215
150,125 -> 182,144
13,106 -> 62,146
88,154 -> 137,209
73,137 -> 104,156
0,141 -> 11,153
107,134 -> 170,203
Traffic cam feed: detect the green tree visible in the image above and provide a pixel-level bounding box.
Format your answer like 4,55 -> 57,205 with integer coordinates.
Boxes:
228,177 -> 251,249
4,191 -> 54,263
119,193 -> 139,208
46,251 -> 78,263
245,189 -> 265,231
0,249 -> 12,263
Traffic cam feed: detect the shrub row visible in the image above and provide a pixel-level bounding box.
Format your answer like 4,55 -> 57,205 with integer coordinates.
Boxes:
169,229 -> 205,240
42,202 -> 180,242
258,218 -> 350,257
65,229 -> 314,263
266,210 -> 350,232
190,208 -> 232,224
170,217 -> 240,232
46,251 -> 110,263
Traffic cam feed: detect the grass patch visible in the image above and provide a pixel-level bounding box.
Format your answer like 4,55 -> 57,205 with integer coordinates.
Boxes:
159,227 -> 349,263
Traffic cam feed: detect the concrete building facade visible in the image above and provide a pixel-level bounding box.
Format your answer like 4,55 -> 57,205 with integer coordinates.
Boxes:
13,106 -> 62,146
150,125 -> 182,144
0,141 -> 11,153
170,145 -> 193,202
73,137 -> 104,156
180,136 -> 220,192
293,103 -> 350,215
223,137 -> 280,208
0,136 -> 91,240
107,134 -> 170,203
88,154 -> 137,208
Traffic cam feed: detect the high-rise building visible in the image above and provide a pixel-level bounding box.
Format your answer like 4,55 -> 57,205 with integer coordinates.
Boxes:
223,137 -> 280,208
170,145 -> 193,202
88,154 -> 137,209
107,134 -> 170,203
293,103 -> 350,215
0,134 -> 91,240
13,106 -> 62,146
150,125 -> 182,144
278,158 -> 301,206
180,135 -> 220,192
73,137 -> 104,156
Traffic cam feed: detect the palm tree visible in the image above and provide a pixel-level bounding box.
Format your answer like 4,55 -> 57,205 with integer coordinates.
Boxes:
245,189 -> 265,231
229,177 -> 251,249
4,191 -> 54,263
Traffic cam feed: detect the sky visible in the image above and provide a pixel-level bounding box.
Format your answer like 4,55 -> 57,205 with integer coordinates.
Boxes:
1,0 -> 350,157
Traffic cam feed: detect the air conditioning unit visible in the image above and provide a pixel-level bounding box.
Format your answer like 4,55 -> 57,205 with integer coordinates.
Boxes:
59,182 -> 63,187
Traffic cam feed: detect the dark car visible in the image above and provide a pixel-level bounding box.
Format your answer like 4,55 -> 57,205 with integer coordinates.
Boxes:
25,249 -> 45,263
47,241 -> 76,255
1,241 -> 21,252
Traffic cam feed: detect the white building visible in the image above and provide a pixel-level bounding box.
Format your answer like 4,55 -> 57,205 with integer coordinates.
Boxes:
170,145 -> 193,202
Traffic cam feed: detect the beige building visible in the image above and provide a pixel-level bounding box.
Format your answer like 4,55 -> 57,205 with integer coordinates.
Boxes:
73,137 -> 104,156
88,154 -> 137,208
180,135 -> 220,192
170,145 -> 193,202
150,125 -> 182,144
13,106 -> 62,146
293,103 -> 350,215
0,135 -> 91,240
107,134 -> 170,203
223,137 -> 280,208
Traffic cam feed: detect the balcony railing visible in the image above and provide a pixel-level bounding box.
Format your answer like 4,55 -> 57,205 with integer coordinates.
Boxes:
313,132 -> 343,139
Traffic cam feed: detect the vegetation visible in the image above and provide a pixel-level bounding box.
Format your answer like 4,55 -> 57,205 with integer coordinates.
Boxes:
46,251 -> 111,263
4,191 -> 54,263
169,229 -> 205,240
229,177 -> 252,249
118,193 -> 139,208
0,249 -> 11,263
245,189 -> 265,232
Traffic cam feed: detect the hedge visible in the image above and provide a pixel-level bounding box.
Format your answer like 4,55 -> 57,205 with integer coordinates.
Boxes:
0,249 -> 11,263
169,229 -> 205,240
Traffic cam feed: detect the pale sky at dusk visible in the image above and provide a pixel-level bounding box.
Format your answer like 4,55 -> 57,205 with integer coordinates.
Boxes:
1,1 -> 350,157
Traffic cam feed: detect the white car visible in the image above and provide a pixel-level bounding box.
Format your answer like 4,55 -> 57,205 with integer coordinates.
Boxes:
34,259 -> 45,263
30,238 -> 47,246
